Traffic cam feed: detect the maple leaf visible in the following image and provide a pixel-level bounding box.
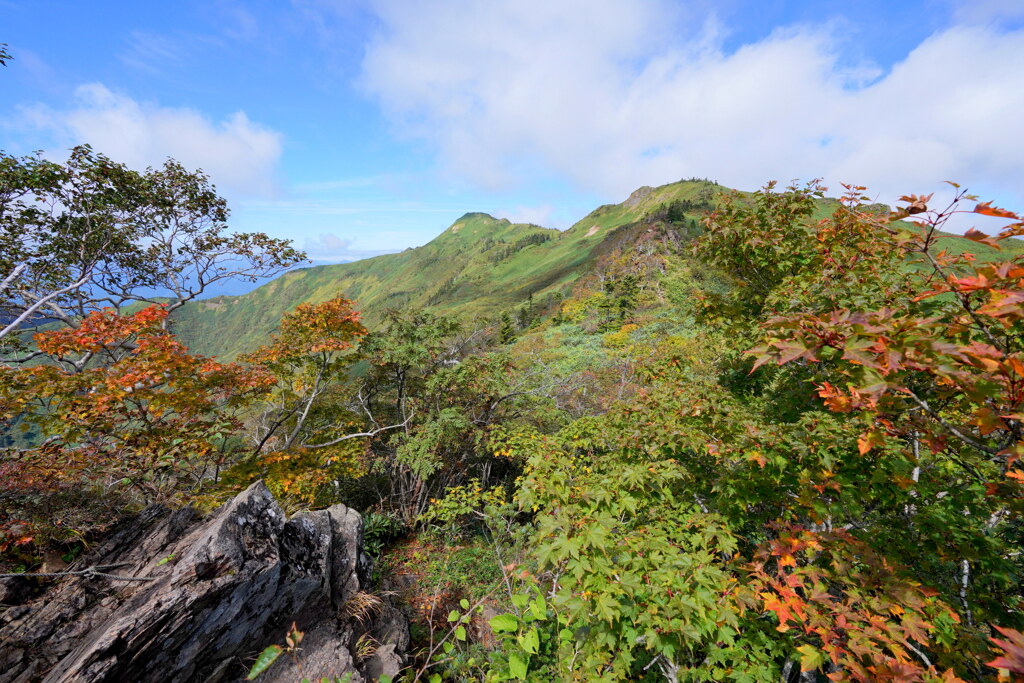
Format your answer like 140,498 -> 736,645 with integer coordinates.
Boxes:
760,592 -> 795,631
797,644 -> 826,672
988,626 -> 1024,674
964,228 -> 1001,249
975,202 -> 1021,220
857,430 -> 886,455
747,450 -> 767,468
818,382 -> 854,412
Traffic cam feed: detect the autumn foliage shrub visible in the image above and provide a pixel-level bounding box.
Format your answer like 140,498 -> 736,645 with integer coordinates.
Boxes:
0,305 -> 270,558
483,184 -> 1024,682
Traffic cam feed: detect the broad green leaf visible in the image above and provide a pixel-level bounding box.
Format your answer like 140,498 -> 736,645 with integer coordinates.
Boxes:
797,644 -> 825,672
508,653 -> 529,679
519,628 -> 540,655
490,614 -> 519,633
246,645 -> 282,680
531,595 -> 547,618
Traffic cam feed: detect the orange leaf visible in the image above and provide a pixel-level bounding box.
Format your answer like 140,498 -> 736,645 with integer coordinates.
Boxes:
963,228 -> 1001,249
857,430 -> 885,455
975,202 -> 1021,220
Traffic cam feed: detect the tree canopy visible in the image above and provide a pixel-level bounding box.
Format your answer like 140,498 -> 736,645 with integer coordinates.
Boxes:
0,146 -> 303,367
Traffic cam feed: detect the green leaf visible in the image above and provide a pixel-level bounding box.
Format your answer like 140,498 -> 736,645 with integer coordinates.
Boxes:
490,614 -> 519,633
508,653 -> 529,679
797,644 -> 825,672
460,598 -> 470,610
455,625 -> 467,641
447,610 -> 460,622
558,628 -> 574,641
518,628 -> 540,655
246,645 -> 283,680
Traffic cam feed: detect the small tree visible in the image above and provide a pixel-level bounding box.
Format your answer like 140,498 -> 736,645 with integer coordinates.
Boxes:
0,145 -> 302,561
219,297 -> 374,508
0,305 -> 271,554
500,311 -> 516,344
243,296 -> 368,454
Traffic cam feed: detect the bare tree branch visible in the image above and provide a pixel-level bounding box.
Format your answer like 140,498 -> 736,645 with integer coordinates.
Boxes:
0,272 -> 91,342
300,412 -> 415,449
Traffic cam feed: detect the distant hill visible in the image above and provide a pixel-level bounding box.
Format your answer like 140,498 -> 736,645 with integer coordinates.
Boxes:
172,179 -> 1021,359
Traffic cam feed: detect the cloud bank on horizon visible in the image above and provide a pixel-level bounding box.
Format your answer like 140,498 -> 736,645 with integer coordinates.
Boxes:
360,0 -> 1024,205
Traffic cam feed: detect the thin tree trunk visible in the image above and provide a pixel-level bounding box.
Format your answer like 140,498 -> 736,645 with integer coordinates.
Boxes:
960,558 -> 973,627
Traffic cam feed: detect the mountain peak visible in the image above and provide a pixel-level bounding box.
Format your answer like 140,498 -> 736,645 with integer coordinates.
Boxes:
624,186 -> 654,207
454,211 -> 501,223
444,212 -> 507,235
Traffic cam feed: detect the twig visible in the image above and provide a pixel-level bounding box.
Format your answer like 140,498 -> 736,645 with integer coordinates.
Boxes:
300,413 -> 414,449
905,639 -> 932,668
0,272 -> 92,341
904,389 -> 996,456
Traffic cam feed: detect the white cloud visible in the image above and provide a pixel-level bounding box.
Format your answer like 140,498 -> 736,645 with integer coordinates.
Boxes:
302,232 -> 398,262
303,232 -> 353,260
360,0 -> 1024,209
18,83 -> 283,197
495,204 -> 555,227
950,0 -> 1024,24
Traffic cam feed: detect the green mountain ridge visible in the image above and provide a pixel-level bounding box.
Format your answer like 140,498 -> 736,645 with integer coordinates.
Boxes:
173,180 -> 719,358
173,178 -> 1019,359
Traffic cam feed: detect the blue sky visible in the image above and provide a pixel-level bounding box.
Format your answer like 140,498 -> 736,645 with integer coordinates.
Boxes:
2,0 -> 1023,264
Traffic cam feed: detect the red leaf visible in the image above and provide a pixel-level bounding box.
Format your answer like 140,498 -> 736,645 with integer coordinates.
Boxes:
975,201 -> 1021,220
988,625 -> 1024,673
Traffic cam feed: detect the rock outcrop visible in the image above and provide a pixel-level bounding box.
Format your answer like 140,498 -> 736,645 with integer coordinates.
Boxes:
0,482 -> 407,682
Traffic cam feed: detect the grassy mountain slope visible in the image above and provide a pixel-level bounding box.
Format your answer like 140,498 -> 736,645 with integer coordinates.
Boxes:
173,181 -> 722,358
173,179 -> 1021,359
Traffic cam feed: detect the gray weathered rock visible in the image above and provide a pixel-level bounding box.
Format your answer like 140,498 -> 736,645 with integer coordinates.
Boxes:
0,481 -> 407,682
